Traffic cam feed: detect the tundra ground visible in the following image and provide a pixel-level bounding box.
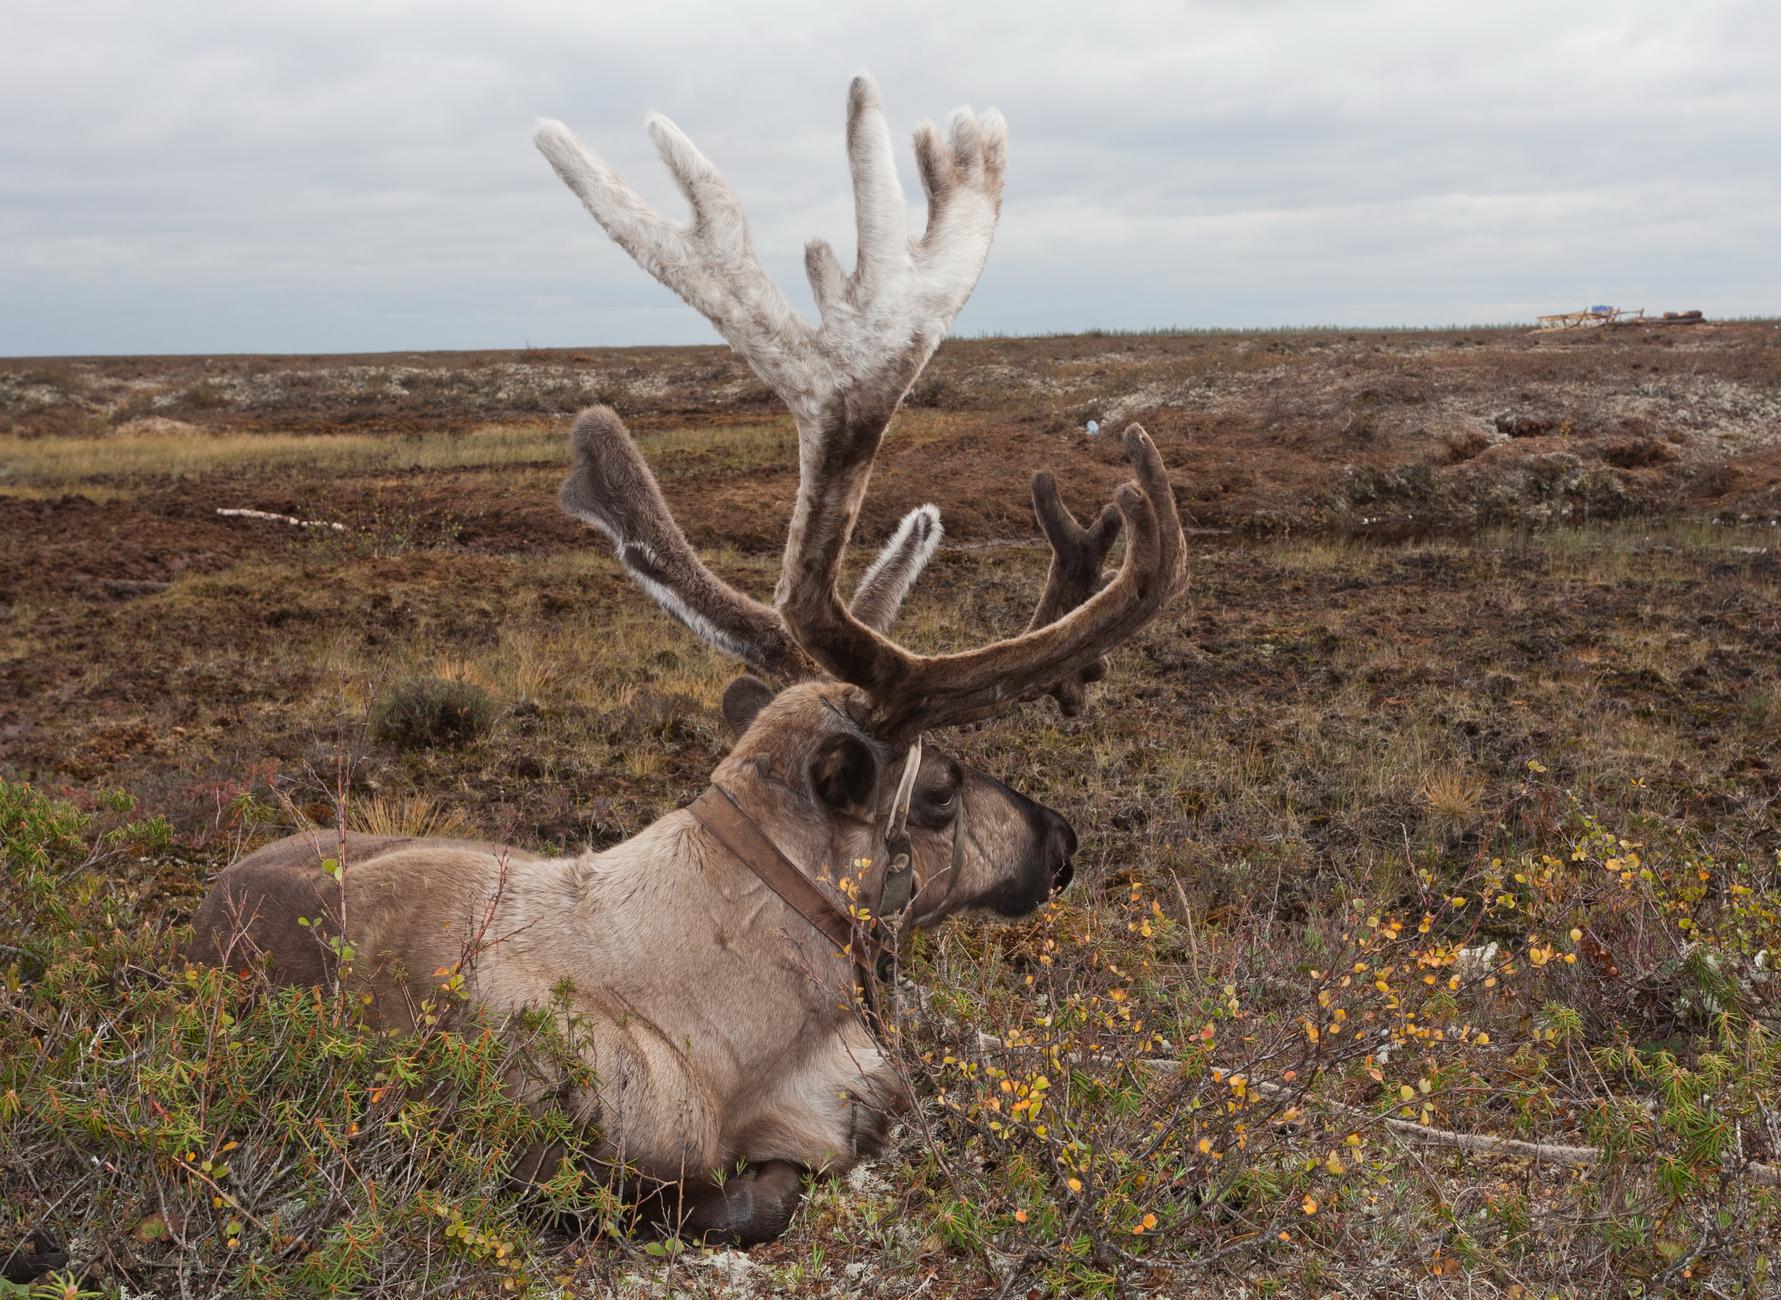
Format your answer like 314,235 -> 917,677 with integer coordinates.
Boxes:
2,324 -> 1779,1297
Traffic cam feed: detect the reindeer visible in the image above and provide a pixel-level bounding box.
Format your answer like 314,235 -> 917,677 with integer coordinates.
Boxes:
188,75 -> 1187,1246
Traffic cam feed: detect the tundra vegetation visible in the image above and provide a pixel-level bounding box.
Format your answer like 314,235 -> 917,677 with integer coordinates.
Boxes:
3,301 -> 1780,1295
176,75 -> 1176,1258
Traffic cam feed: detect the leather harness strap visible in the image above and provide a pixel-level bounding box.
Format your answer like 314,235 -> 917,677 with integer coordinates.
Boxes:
870,737 -> 922,919
688,785 -> 870,963
685,740 -> 941,1031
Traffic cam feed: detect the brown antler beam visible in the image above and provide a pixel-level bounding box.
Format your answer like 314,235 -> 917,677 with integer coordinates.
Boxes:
1025,472 -> 1123,715
781,425 -> 1185,737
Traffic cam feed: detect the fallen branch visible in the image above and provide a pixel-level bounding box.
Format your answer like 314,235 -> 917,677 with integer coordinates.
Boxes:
215,508 -> 347,532
1274,1080 -> 1780,1187
974,1033 -> 1781,1187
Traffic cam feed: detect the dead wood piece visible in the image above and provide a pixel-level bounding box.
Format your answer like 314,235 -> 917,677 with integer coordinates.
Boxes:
215,507 -> 347,532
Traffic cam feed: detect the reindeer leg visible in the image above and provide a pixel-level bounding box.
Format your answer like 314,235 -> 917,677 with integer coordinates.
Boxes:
654,1161 -> 807,1247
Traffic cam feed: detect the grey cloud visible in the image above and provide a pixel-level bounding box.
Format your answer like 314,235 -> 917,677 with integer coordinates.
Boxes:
2,0 -> 1775,355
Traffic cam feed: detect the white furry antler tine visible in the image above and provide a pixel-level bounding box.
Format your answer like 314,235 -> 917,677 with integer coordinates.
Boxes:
802,77 -> 1007,381
532,114 -> 816,398
909,104 -> 1006,317
840,76 -> 908,298
849,504 -> 942,633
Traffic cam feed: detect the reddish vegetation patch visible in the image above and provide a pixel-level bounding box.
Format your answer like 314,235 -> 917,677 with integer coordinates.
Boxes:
0,494 -> 290,602
7,322 -> 1780,542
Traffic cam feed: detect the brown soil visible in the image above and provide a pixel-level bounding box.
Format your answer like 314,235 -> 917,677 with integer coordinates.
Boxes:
7,323 -> 1780,551
3,324 -> 1778,873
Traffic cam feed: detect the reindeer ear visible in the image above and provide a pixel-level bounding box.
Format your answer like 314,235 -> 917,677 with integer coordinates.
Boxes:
721,675 -> 776,737
809,734 -> 878,816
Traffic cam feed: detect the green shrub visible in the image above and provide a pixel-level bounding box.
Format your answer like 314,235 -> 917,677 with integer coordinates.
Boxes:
0,778 -> 612,1298
5,746 -> 1781,1295
371,676 -> 495,751
1,781 -> 92,971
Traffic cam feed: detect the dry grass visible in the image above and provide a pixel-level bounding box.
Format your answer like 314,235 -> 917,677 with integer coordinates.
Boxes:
349,791 -> 477,839
0,420 -> 798,487
0,425 -> 561,485
1419,765 -> 1486,820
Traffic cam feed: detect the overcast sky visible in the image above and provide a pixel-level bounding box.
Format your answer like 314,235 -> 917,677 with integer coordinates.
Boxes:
4,0 -> 1777,356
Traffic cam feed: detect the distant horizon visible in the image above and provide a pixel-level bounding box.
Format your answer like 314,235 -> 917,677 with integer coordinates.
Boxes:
13,315 -> 1780,363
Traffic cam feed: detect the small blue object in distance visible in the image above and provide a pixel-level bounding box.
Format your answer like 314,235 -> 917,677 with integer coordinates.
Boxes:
1085,419 -> 1101,437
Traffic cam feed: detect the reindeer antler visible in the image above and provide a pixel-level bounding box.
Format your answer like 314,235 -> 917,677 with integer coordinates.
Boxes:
535,76 -> 1000,430
539,75 -> 1185,733
1025,475 -> 1123,716
559,406 -> 936,678
784,424 -> 1183,735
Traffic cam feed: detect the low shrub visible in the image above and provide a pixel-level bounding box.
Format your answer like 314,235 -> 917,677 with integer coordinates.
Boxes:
4,756 -> 1779,1295
0,781 -> 610,1298
370,676 -> 495,752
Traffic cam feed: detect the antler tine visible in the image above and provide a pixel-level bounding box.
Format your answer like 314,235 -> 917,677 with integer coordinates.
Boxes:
1025,474 -> 1123,716
533,116 -> 817,402
780,425 -> 1187,737
559,407 -> 806,678
850,505 -> 942,633
844,76 -> 909,298
558,407 -> 943,672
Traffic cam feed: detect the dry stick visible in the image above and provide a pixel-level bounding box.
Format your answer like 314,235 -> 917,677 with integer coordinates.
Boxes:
215,507 -> 347,532
975,1034 -> 1781,1188
1168,873 -> 1203,986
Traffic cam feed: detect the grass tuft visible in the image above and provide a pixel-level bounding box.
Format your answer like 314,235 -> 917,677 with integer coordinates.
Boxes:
371,676 -> 496,752
349,792 -> 477,840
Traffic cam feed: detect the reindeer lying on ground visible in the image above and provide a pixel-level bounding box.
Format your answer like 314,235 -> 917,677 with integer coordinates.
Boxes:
188,75 -> 1186,1245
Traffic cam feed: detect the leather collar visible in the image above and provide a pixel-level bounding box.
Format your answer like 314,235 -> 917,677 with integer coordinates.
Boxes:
685,741 -> 956,1030
688,783 -> 875,964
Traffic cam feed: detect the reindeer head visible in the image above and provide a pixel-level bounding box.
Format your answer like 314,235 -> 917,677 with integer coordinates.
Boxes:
536,76 -> 1186,932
